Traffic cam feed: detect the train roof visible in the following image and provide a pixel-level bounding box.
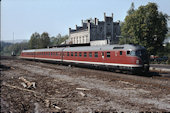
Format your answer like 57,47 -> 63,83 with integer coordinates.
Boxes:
22,44 -> 145,53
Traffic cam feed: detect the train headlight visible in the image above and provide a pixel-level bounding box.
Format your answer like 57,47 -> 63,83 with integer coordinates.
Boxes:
136,60 -> 139,64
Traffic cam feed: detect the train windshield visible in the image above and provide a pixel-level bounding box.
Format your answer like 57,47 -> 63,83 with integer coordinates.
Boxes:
136,49 -> 148,58
128,49 -> 148,58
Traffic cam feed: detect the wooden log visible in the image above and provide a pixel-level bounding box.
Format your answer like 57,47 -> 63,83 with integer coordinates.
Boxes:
76,88 -> 90,91
19,77 -> 36,89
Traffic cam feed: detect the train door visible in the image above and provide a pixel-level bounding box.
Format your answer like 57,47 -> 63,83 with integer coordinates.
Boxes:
61,48 -> 65,62
102,52 -> 105,63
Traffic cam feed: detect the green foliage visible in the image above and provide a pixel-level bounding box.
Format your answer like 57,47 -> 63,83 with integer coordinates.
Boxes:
121,2 -> 168,55
166,32 -> 170,37
127,2 -> 135,15
28,32 -> 68,49
164,43 -> 170,64
57,35 -> 69,45
28,32 -> 50,49
50,34 -> 69,46
40,32 -> 50,48
28,32 -> 40,49
1,31 -> 69,56
1,42 -> 28,56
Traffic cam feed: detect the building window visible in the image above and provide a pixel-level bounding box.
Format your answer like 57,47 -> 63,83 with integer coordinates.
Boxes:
84,52 -> 87,57
89,52 -> 92,57
120,51 -> 122,55
82,36 -> 84,43
74,37 -> 75,44
95,52 -> 98,57
77,37 -> 78,44
86,35 -> 88,42
79,37 -> 81,43
107,52 -> 110,57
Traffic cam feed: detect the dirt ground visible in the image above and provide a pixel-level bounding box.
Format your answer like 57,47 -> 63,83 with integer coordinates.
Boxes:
1,57 -> 170,112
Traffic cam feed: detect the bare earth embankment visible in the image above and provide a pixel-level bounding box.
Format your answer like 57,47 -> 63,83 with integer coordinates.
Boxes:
1,57 -> 170,112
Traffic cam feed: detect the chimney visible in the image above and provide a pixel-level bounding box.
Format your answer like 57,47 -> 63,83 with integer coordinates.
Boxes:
69,28 -> 71,32
76,25 -> 77,30
112,13 -> 113,18
87,20 -> 90,23
81,20 -> 83,26
95,18 -> 98,25
104,12 -> 106,21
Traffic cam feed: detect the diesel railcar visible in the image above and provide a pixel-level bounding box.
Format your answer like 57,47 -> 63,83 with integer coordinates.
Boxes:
20,44 -> 150,73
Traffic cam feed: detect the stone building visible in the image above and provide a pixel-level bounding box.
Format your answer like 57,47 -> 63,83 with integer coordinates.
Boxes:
68,13 -> 121,45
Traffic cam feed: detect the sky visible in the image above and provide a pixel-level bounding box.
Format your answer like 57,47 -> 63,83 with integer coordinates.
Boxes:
1,0 -> 170,41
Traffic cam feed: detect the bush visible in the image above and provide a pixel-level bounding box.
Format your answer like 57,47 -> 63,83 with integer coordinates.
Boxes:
168,56 -> 170,64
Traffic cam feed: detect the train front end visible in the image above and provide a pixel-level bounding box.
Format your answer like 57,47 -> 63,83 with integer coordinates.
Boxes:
130,46 -> 150,74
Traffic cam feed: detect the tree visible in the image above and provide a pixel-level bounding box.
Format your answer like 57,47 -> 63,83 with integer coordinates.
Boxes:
50,36 -> 58,46
28,32 -> 40,49
121,2 -> 168,55
1,41 -> 28,56
57,35 -> 69,44
40,32 -> 50,48
127,2 -> 135,15
49,34 -> 69,47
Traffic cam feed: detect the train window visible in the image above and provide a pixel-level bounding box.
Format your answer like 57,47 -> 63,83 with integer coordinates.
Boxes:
75,52 -> 77,56
79,52 -> 82,57
107,52 -> 110,57
71,52 -> 73,56
56,52 -> 58,56
67,52 -> 69,56
84,52 -> 87,57
127,51 -> 130,55
51,52 -> 52,56
95,52 -> 98,57
131,51 -> 135,56
89,52 -> 92,57
120,51 -> 122,55
102,52 -> 104,56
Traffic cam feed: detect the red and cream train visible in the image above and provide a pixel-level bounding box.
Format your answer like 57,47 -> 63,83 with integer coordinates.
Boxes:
20,44 -> 150,73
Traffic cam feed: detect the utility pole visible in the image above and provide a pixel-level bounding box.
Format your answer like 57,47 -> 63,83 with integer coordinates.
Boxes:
0,0 -> 1,58
13,32 -> 14,43
0,0 -> 1,42
11,32 -> 16,56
